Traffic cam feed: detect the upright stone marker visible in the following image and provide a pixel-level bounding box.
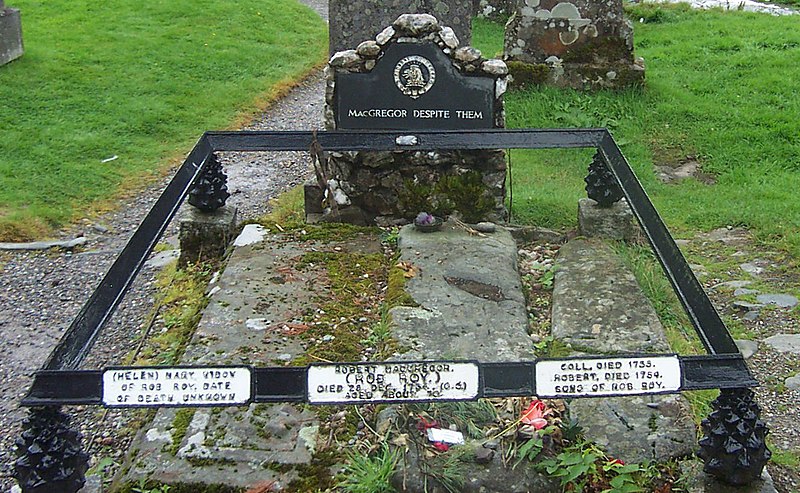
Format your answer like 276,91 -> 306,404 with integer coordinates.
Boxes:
0,0 -> 24,66
308,14 -> 509,226
504,0 -> 644,89
329,0 -> 473,55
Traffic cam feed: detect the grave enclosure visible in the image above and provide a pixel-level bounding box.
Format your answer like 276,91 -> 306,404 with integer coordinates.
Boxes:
12,13 -> 771,493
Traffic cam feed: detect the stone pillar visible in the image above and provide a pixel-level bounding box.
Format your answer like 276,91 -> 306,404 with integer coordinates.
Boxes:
308,14 -> 510,226
178,205 -> 238,267
503,0 -> 644,90
0,1 -> 24,66
329,0 -> 473,55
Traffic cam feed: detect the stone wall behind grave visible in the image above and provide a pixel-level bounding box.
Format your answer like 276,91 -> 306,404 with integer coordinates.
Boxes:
329,0 -> 473,55
504,0 -> 644,90
308,14 -> 510,226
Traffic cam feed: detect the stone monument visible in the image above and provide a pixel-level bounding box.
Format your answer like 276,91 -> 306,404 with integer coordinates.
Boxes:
306,14 -> 510,226
0,0 -> 23,66
329,0 -> 473,55
503,0 -> 644,89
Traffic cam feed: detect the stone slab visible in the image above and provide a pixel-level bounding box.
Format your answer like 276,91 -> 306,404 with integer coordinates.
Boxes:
0,5 -> 23,66
763,334 -> 800,354
390,219 -> 534,362
125,230 -> 381,490
552,238 -> 696,463
552,238 -> 669,353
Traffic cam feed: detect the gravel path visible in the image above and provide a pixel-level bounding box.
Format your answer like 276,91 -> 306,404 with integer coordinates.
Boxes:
0,2 -> 327,491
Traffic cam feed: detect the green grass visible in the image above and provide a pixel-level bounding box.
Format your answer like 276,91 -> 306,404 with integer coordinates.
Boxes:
0,0 -> 326,240
473,5 -> 800,258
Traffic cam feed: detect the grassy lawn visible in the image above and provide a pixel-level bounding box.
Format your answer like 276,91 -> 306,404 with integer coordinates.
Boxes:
475,5 -> 800,259
0,0 -> 327,240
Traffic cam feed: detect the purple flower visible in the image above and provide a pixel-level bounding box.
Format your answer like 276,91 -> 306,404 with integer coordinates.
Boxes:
415,212 -> 435,225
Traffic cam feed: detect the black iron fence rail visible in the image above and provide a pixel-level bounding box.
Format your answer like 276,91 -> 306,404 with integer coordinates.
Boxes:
22,354 -> 755,407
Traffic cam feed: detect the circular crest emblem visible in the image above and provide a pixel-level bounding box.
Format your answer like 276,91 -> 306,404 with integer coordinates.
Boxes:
394,55 -> 436,99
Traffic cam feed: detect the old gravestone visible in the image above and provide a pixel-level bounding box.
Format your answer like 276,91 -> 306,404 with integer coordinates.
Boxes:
504,0 -> 644,89
329,0 -> 473,55
0,0 -> 24,66
305,14 -> 510,226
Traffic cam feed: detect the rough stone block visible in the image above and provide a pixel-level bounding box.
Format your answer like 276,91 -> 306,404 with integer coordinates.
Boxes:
303,177 -> 324,215
178,204 -> 237,267
0,4 -> 24,66
578,197 -> 642,243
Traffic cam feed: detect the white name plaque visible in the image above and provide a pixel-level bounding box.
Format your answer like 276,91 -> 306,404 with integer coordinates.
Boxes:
535,355 -> 681,398
308,362 -> 479,404
102,367 -> 252,407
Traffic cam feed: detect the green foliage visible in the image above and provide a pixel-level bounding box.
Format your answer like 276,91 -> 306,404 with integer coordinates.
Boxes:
471,18 -> 505,58
0,0 -> 326,240
513,426 -> 557,468
537,441 -> 649,493
132,479 -> 172,493
337,443 -> 398,493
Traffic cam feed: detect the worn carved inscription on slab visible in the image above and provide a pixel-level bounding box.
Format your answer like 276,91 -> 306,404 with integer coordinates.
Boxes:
335,43 -> 494,130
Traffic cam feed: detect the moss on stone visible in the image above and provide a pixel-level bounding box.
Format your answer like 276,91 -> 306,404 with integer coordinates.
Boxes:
116,480 -> 243,493
165,408 -> 196,456
506,61 -> 550,88
561,36 -> 632,64
437,171 -> 497,223
398,171 -> 498,222
285,449 -> 338,492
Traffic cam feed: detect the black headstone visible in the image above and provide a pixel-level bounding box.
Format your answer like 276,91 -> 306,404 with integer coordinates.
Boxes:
335,42 -> 495,130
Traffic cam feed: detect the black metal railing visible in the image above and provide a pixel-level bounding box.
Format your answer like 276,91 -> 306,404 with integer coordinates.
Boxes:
14,129 -> 770,492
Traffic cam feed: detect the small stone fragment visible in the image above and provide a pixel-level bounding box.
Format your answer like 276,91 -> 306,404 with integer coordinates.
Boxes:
785,375 -> 800,391
376,26 -> 395,45
756,293 -> 798,309
734,288 -> 759,297
733,301 -> 764,312
764,334 -> 800,354
743,311 -> 760,321
356,40 -> 382,58
482,440 -> 499,450
734,339 -> 759,359
474,222 -> 496,233
393,13 -> 439,36
481,59 -> 508,76
740,262 -> 764,275
455,46 -> 482,63
475,447 -> 494,464
439,26 -> 459,49
329,50 -> 360,68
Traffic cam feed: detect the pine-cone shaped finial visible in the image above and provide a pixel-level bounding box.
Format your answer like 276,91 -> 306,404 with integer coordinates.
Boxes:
14,407 -> 88,493
585,151 -> 623,207
189,154 -> 230,212
698,388 -> 771,485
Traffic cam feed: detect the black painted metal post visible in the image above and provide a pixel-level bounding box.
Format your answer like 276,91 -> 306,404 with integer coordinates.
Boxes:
698,388 -> 771,485
584,150 -> 623,207
14,406 -> 89,493
188,152 -> 230,212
